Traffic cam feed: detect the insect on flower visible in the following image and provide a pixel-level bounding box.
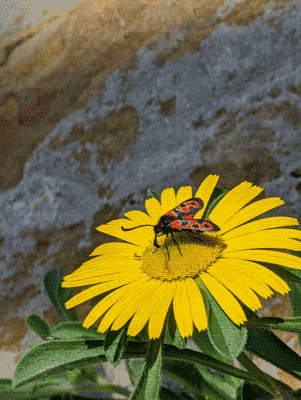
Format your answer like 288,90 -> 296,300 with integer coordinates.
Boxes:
122,198 -> 220,260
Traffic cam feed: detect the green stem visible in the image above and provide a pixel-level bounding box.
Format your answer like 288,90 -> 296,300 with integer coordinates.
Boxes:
237,351 -> 295,400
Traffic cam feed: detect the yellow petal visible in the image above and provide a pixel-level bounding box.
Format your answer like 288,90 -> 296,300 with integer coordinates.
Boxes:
210,259 -> 274,299
209,182 -> 253,222
64,258 -> 141,279
210,183 -> 263,228
90,242 -> 142,257
194,175 -> 219,219
224,249 -> 301,270
220,198 -> 285,233
208,265 -> 262,311
161,187 -> 176,214
98,279 -> 156,332
66,275 -> 148,310
221,217 -> 300,241
176,186 -> 193,205
145,197 -> 163,223
186,278 -> 207,332
215,257 -> 289,294
200,272 -> 247,325
127,281 -> 175,338
173,279 -> 193,338
123,210 -> 154,226
82,278 -> 148,329
97,219 -> 152,247
148,280 -> 178,339
224,236 -> 301,253
111,279 -> 162,332
225,228 -> 301,245
63,270 -> 146,287
63,269 -> 145,291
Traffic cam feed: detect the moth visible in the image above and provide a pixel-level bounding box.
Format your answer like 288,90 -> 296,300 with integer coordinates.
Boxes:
122,198 -> 220,260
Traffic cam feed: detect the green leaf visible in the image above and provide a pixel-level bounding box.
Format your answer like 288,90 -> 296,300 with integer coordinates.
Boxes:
208,300 -> 247,360
44,267 -> 78,322
195,277 -> 247,359
63,368 -> 86,385
125,358 -> 145,387
13,339 -> 106,388
163,359 -> 237,400
50,321 -> 105,340
104,327 -> 128,367
63,364 -> 99,386
89,292 -> 109,309
246,328 -> 301,382
134,325 -> 150,342
288,277 -> 301,349
26,314 -> 51,340
245,316 -> 301,333
165,308 -> 187,349
203,188 -> 228,220
147,189 -> 160,202
129,339 -> 162,400
159,386 -> 195,400
192,328 -> 244,399
0,377 -> 95,399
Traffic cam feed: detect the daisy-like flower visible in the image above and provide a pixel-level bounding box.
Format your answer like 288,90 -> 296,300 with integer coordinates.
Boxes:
62,175 -> 301,340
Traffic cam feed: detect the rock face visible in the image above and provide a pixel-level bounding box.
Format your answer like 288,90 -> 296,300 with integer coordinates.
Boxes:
1,0 -> 301,391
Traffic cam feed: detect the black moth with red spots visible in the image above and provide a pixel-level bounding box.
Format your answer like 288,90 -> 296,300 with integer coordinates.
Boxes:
122,197 -> 220,260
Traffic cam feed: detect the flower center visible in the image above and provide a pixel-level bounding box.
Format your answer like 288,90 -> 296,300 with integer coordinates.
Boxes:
141,231 -> 225,281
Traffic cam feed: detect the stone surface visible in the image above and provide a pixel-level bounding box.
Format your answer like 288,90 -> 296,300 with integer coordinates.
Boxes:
1,0 -> 301,395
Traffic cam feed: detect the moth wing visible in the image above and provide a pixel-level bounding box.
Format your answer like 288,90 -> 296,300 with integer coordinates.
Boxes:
168,218 -> 220,232
192,219 -> 220,232
172,198 -> 204,219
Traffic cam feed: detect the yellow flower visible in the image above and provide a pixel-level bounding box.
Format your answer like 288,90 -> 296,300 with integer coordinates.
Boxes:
62,175 -> 301,339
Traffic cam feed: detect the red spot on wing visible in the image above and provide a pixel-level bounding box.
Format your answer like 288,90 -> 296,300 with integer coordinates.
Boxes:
169,220 -> 183,229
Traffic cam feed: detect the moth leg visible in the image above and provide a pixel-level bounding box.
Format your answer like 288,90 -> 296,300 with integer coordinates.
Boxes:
153,234 -> 160,248
152,234 -> 162,254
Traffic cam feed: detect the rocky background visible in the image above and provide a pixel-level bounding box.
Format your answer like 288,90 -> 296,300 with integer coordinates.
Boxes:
1,0 -> 301,396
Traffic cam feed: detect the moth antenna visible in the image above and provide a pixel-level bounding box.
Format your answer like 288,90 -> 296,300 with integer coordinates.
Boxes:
121,224 -> 153,232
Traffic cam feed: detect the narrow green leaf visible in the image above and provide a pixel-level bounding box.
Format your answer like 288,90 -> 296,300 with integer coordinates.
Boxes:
165,308 -> 187,349
129,339 -> 162,400
104,327 -> 128,366
245,316 -> 301,333
288,277 -> 301,349
246,328 -> 301,382
237,351 -> 295,400
163,359 -> 237,400
44,267 -> 78,322
159,386 -> 195,400
203,188 -> 228,219
89,292 -> 109,308
134,325 -> 150,342
0,377 -> 89,399
13,339 -> 106,388
26,315 -> 51,340
147,189 -> 160,202
50,321 -> 105,340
